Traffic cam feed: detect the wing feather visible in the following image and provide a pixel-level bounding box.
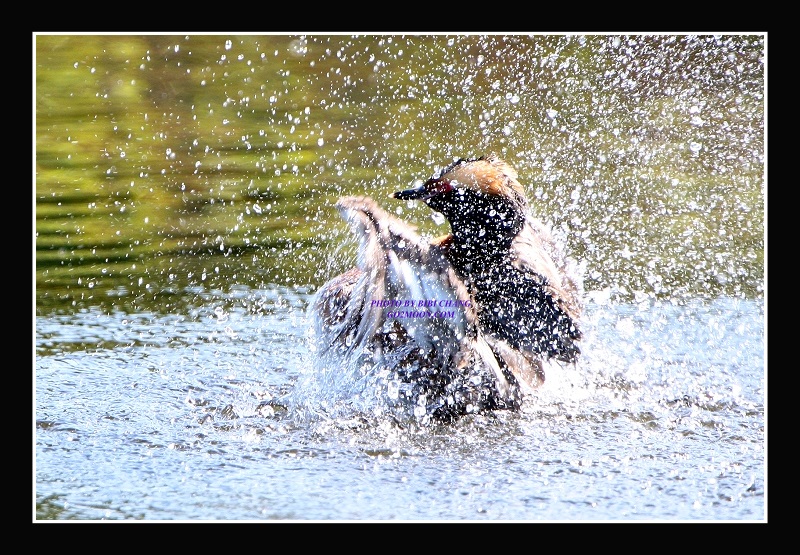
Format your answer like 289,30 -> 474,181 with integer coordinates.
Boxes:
311,196 -> 521,416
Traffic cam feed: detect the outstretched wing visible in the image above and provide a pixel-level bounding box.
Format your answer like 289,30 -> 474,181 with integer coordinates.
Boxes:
311,196 -> 528,414
313,196 -> 472,357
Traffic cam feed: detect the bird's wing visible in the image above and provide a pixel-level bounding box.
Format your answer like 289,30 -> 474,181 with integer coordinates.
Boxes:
469,216 -> 582,369
313,196 -> 520,407
511,217 -> 584,325
333,195 -> 476,354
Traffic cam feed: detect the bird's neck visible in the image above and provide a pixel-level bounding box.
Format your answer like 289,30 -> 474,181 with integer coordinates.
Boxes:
433,191 -> 524,251
442,223 -> 520,284
448,208 -> 524,259
426,189 -> 527,278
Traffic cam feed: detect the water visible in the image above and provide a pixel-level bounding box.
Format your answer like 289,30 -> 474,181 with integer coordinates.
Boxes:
35,289 -> 764,521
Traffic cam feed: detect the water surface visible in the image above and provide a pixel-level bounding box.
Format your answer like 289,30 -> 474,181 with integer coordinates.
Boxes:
36,290 -> 764,520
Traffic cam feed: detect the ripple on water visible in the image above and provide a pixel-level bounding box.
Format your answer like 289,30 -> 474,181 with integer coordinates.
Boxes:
36,290 -> 764,520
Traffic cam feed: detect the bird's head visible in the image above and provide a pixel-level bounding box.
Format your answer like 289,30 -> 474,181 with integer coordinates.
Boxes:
392,155 -> 528,246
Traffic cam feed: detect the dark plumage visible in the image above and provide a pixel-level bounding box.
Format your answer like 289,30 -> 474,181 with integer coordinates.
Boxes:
311,155 -> 582,420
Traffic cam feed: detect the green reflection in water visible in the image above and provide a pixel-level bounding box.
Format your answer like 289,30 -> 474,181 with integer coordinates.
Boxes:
35,34 -> 764,315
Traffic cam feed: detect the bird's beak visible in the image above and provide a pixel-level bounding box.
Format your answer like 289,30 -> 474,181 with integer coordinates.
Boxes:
391,181 -> 429,200
393,177 -> 458,200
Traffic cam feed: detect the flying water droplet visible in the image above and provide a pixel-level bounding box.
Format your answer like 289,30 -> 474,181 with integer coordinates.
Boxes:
431,212 -> 445,225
